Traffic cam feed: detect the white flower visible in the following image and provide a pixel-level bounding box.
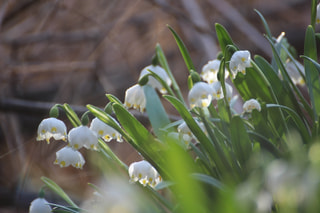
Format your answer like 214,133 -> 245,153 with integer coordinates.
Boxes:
229,50 -> 251,79
54,146 -> 85,169
225,83 -> 233,102
139,65 -> 172,93
210,81 -> 233,102
68,126 -> 99,150
177,120 -> 206,146
37,117 -> 67,143
243,99 -> 261,113
128,160 -> 161,187
90,117 -> 122,142
317,4 -> 320,24
201,59 -> 229,83
188,82 -> 214,108
29,197 -> 52,213
285,60 -> 305,85
124,84 -> 146,112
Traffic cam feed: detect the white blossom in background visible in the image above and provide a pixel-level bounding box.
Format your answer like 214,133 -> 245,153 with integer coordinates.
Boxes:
285,60 -> 305,85
81,177 -> 155,213
54,146 -> 85,169
211,81 -> 233,102
229,50 -> 251,79
37,117 -> 67,143
128,160 -> 161,187
188,82 -> 214,108
90,117 -> 123,142
317,3 -> 320,24
243,99 -> 261,113
124,84 -> 146,112
68,126 -> 99,150
29,197 -> 52,213
201,59 -> 229,83
139,65 -> 172,94
177,120 -> 206,146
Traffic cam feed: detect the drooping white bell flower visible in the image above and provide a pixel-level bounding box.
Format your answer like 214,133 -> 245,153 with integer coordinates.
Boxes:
37,117 -> 67,144
188,82 -> 214,108
229,50 -> 251,79
68,126 -> 99,150
139,65 -> 172,94
210,81 -> 233,102
243,99 -> 261,113
54,146 -> 85,169
201,59 -> 229,83
29,197 -> 52,213
285,60 -> 305,85
177,120 -> 206,146
128,160 -> 161,187
124,84 -> 146,112
90,117 -> 123,142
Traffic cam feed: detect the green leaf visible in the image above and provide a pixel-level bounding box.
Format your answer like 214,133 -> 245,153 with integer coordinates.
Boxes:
215,23 -> 235,55
191,173 -> 224,190
230,116 -> 252,169
144,85 -> 171,139
62,104 -> 81,127
106,94 -> 123,105
86,104 -> 126,138
254,55 -> 310,122
311,0 -> 318,29
254,9 -> 272,39
111,103 -> 168,179
155,44 -> 185,103
41,176 -> 78,208
304,25 -> 320,122
168,25 -> 195,72
266,104 -> 311,143
164,95 -> 233,177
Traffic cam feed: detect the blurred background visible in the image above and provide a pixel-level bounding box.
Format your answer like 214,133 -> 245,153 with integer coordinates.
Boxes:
0,0 -> 311,212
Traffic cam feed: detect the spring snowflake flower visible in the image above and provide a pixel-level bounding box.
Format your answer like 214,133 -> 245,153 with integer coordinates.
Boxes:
37,117 -> 67,143
128,160 -> 161,187
124,84 -> 146,112
285,60 -> 305,85
29,197 -> 52,213
201,59 -> 229,83
243,99 -> 261,113
54,146 -> 85,169
211,81 -> 233,102
90,117 -> 123,142
229,50 -> 251,79
188,82 -> 214,108
177,120 -> 206,146
139,65 -> 172,94
68,126 -> 99,150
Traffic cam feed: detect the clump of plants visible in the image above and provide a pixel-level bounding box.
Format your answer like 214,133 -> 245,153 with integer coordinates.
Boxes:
29,1 -> 320,212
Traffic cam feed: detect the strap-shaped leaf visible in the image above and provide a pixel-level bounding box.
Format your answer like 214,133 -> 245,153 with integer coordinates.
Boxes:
215,23 -> 235,55
41,176 -> 78,208
155,44 -> 185,102
144,85 -> 171,139
230,116 -> 252,168
168,25 -> 195,72
304,25 -> 320,122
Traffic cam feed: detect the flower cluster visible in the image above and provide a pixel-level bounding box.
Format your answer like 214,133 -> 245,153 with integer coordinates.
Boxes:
37,116 -> 122,169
